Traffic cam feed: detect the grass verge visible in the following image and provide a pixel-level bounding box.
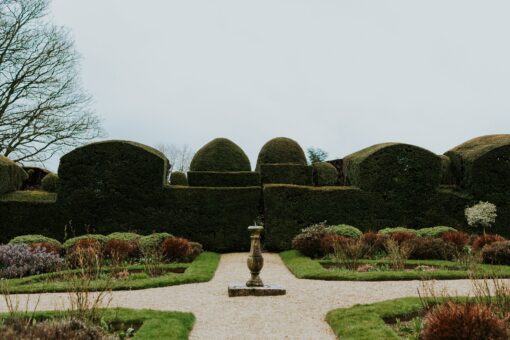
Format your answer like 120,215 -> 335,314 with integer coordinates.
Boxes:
280,250 -> 510,281
2,252 -> 220,293
326,297 -> 423,340
1,308 -> 195,340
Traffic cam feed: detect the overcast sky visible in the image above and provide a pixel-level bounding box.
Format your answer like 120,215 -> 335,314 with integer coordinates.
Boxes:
48,0 -> 510,171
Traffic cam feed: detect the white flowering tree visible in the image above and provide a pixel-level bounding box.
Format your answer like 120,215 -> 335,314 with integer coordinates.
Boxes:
464,201 -> 497,235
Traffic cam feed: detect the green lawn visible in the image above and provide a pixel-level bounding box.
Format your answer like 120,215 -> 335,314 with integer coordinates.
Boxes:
280,250 -> 510,281
2,252 -> 220,293
326,297 -> 424,339
1,308 -> 195,340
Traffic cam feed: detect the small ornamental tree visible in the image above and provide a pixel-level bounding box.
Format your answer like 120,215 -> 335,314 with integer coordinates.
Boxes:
465,201 -> 497,235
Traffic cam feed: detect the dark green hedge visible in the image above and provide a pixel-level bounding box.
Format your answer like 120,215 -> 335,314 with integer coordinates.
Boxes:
260,164 -> 313,185
0,156 -> 28,194
262,184 -> 501,250
445,134 -> 510,199
312,162 -> 338,186
187,171 -> 260,187
190,138 -> 251,172
256,137 -> 307,171
170,171 -> 188,186
343,143 -> 442,193
0,192 -> 64,244
57,140 -> 169,234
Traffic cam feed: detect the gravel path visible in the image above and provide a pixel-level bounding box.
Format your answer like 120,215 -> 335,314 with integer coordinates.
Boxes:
0,253 -> 500,339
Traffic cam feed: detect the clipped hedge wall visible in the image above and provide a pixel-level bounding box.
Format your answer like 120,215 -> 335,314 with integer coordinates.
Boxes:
170,171 -> 188,186
343,143 -> 442,193
445,134 -> 510,199
262,184 -> 486,250
256,137 -> 307,171
57,140 -> 170,235
0,156 -> 28,194
312,162 -> 338,186
260,164 -> 313,185
190,138 -> 251,172
187,171 -> 260,187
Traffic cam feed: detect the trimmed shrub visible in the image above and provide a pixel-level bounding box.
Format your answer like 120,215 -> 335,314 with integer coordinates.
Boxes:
63,234 -> 107,250
187,171 -> 260,187
389,231 -> 417,245
472,234 -> 506,251
260,164 -> 312,185
320,234 -> 348,255
378,227 -> 419,236
421,302 -> 508,340
41,173 -> 59,192
445,134 -> 510,198
343,142 -> 442,193
106,232 -> 140,242
481,241 -> 510,265
29,242 -> 61,255
255,137 -> 307,171
66,238 -> 102,268
361,231 -> 388,255
187,241 -> 204,261
170,171 -> 188,186
441,231 -> 470,251
407,237 -> 456,260
103,239 -> 139,261
312,162 -> 338,186
417,226 -> 457,237
0,155 -> 28,194
291,222 -> 329,258
326,225 -> 362,239
9,234 -> 62,248
161,237 -> 192,262
139,232 -> 173,256
190,138 -> 251,172
0,244 -> 62,278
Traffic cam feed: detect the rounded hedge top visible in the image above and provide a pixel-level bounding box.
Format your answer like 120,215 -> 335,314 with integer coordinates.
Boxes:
190,138 -> 251,172
312,162 -> 338,186
378,227 -> 418,235
326,225 -> 362,239
256,137 -> 307,171
9,234 -> 62,248
417,226 -> 457,237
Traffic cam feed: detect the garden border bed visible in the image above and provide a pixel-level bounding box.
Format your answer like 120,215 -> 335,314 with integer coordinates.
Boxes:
280,250 -> 510,281
1,252 -> 220,293
0,308 -> 195,340
326,297 -> 424,339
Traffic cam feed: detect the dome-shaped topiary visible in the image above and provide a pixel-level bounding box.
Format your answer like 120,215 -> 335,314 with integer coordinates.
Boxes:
256,137 -> 307,171
41,172 -> 59,192
170,171 -> 188,186
312,162 -> 338,186
326,224 -> 362,239
190,138 -> 251,172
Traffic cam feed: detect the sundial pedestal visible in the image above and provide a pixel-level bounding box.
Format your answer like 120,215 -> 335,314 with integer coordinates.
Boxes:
228,225 -> 286,297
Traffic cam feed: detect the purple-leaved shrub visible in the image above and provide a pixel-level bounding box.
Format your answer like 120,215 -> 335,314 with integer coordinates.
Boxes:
0,244 -> 62,278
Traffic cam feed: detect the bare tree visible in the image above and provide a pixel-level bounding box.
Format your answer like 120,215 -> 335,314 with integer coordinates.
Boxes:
156,143 -> 194,172
0,0 -> 102,163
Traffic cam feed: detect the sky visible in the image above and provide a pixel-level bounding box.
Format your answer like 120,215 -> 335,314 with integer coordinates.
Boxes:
48,0 -> 510,171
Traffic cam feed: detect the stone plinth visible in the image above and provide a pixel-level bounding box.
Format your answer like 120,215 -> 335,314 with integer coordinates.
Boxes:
228,283 -> 286,297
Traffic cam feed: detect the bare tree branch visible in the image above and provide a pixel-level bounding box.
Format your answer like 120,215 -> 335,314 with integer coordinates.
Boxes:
0,0 -> 103,163
156,143 -> 195,172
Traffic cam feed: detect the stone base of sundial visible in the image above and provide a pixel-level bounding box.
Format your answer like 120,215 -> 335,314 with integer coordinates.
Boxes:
228,283 -> 286,297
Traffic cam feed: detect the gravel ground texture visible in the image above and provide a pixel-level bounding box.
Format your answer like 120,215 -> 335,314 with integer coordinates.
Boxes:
0,253 -> 504,339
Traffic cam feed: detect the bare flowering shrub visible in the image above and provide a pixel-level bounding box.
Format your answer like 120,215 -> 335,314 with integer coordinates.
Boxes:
0,244 -> 63,278
465,201 -> 497,234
